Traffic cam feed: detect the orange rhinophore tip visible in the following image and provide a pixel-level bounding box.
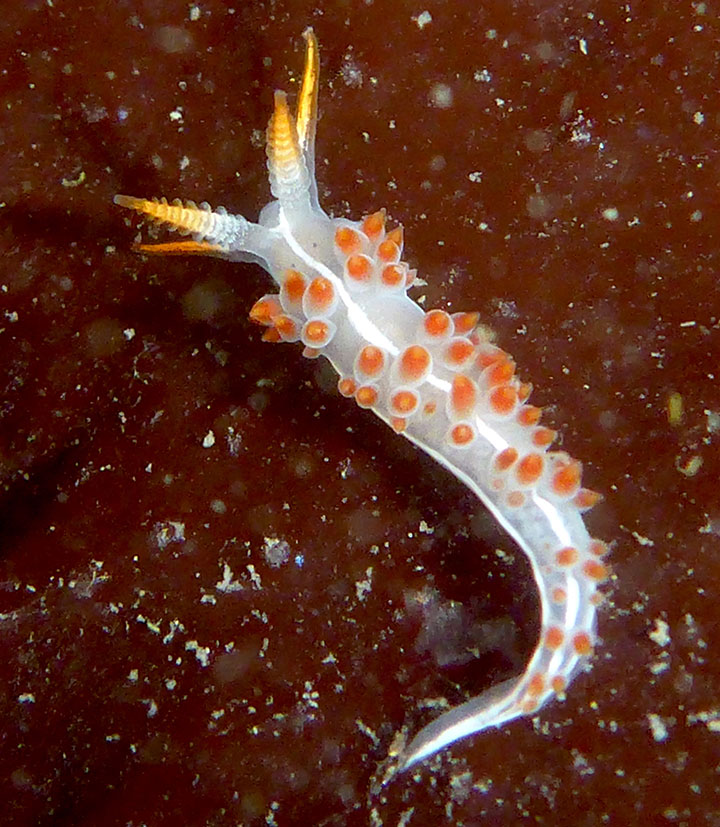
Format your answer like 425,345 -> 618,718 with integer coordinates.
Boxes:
296,27 -> 320,154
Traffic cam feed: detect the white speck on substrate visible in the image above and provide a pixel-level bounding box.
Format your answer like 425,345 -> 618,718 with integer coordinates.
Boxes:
647,713 -> 670,742
649,618 -> 671,647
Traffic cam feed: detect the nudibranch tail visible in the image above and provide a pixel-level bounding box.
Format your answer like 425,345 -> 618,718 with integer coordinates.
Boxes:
114,29 -> 610,773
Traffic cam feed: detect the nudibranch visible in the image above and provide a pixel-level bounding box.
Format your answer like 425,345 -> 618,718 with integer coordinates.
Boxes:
114,29 -> 609,771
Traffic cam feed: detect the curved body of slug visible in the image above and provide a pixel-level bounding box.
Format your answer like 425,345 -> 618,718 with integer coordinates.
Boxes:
114,28 -> 609,771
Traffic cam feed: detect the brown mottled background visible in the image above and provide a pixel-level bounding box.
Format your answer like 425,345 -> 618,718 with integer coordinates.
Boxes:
1,1 -> 719,825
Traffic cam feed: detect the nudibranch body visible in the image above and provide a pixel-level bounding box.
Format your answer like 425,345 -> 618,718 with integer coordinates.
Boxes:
115,29 -> 608,770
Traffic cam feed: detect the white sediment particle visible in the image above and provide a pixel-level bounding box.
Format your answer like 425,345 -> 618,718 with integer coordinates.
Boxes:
185,639 -> 211,667
649,618 -> 671,647
355,566 -> 373,601
247,563 -> 262,590
647,713 -> 670,742
215,562 -> 244,593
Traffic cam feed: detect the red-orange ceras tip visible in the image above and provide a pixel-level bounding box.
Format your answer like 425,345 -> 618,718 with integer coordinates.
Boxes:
399,345 -> 431,382
307,276 -> 335,311
362,209 -> 385,240
385,226 -> 403,248
517,405 -> 542,426
444,338 -> 475,367
355,385 -> 378,408
424,309 -> 453,338
485,358 -> 515,387
518,382 -> 533,402
377,238 -> 400,263
494,446 -> 518,472
274,314 -> 298,339
552,459 -> 582,496
452,311 -> 480,335
381,264 -> 405,287
283,269 -> 307,303
489,384 -> 518,416
303,319 -> 330,345
552,586 -> 567,604
544,626 -> 565,650
476,344 -> 507,369
391,389 -> 418,416
574,488 -> 604,510
346,254 -> 373,282
532,427 -> 557,447
589,539 -> 609,557
572,632 -> 593,657
249,295 -> 281,325
450,423 -> 475,446
356,345 -> 385,378
515,453 -> 544,485
335,225 -> 362,254
506,490 -> 525,508
527,673 -> 545,696
261,327 -> 282,343
556,546 -> 579,566
583,560 -> 609,582
337,377 -> 356,397
451,374 -> 477,417
551,676 -> 567,694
